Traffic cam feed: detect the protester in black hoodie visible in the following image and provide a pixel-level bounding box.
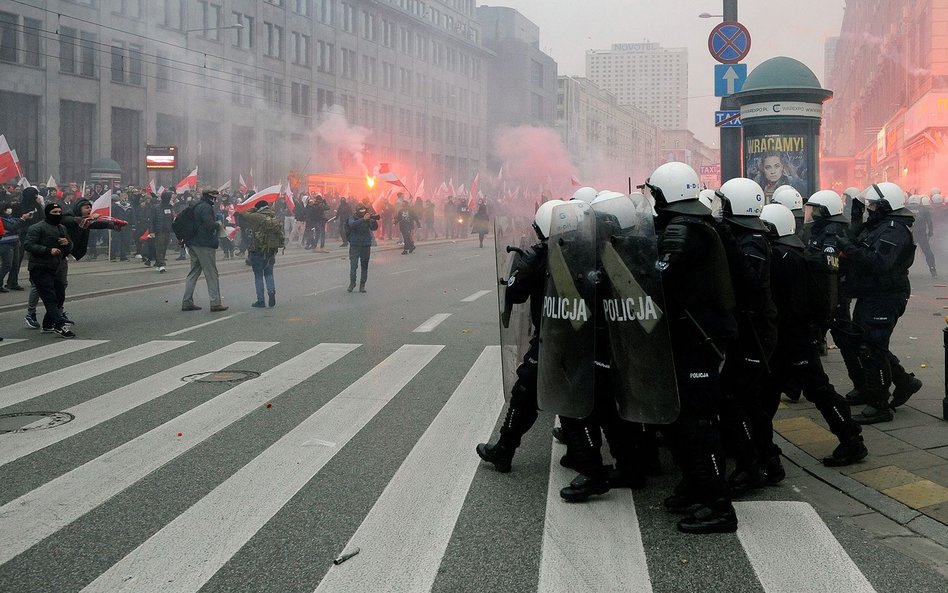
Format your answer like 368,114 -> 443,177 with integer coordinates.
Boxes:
22,204 -> 74,337
146,191 -> 175,272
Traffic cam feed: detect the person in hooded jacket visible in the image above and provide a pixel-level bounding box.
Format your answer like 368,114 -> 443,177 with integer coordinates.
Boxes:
146,191 -> 176,272
22,204 -> 74,337
1,201 -> 33,292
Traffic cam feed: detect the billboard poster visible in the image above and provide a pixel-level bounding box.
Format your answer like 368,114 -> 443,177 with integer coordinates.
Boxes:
744,134 -> 809,199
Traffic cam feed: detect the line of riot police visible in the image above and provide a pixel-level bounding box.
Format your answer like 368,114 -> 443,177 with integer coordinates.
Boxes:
478,162 -> 920,535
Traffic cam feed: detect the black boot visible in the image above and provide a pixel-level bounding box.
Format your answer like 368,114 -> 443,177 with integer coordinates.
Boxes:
677,500 -> 738,534
844,388 -> 867,406
359,283 -> 366,293
347,281 -> 355,292
891,373 -> 922,408
551,425 -> 566,444
560,470 -> 611,502
476,442 -> 513,473
855,405 -> 893,424
763,455 -> 786,484
664,480 -> 700,514
268,291 -> 276,307
608,467 -> 646,490
822,436 -> 869,467
728,466 -> 768,498
931,265 -> 938,278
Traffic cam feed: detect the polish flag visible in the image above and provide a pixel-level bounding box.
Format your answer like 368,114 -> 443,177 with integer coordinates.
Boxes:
283,178 -> 296,215
415,178 -> 425,198
372,163 -> 406,188
248,168 -> 256,191
217,179 -> 231,193
148,179 -> 158,195
234,184 -> 281,212
90,189 -> 113,217
175,166 -> 198,194
157,185 -> 166,197
457,184 -> 466,197
18,176 -> 30,190
570,175 -> 581,187
468,173 -> 479,211
238,174 -> 249,193
0,135 -> 20,181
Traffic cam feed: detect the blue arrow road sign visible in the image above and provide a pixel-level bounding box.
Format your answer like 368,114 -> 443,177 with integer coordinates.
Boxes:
714,64 -> 747,97
715,110 -> 743,127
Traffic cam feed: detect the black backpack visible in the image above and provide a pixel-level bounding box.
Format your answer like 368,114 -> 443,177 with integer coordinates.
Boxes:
172,203 -> 199,242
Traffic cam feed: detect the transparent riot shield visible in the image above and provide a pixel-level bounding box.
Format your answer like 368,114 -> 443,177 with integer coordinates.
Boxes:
494,220 -> 535,401
537,202 -> 597,419
596,194 -> 680,424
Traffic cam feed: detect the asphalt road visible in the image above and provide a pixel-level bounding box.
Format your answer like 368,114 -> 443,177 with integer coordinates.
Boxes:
0,236 -> 946,593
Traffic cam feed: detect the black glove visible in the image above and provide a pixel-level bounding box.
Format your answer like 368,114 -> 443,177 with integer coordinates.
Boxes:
835,234 -> 854,254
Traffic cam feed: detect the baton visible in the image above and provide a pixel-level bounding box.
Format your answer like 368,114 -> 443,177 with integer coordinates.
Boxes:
740,311 -> 772,374
684,308 -> 724,362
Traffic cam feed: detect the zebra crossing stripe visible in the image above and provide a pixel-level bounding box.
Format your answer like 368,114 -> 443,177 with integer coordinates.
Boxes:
0,339 -> 26,348
77,344 -> 443,593
538,438 -> 653,593
412,313 -> 451,333
0,342 -> 359,565
0,340 -> 107,374
461,290 -> 492,302
0,340 -> 191,410
735,501 -> 877,593
315,346 -> 502,593
0,341 -> 277,467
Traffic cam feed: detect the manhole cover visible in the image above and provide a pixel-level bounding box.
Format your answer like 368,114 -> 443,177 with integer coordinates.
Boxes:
0,411 -> 75,434
181,370 -> 261,383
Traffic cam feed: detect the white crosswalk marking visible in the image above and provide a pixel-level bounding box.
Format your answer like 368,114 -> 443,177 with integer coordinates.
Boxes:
0,339 -> 26,348
0,341 -> 277,467
412,313 -> 451,333
0,342 -> 358,565
315,346 -> 502,593
735,501 -> 877,593
0,340 -> 106,374
0,340 -> 191,410
78,344 -> 443,593
461,289 -> 492,302
538,439 -> 653,593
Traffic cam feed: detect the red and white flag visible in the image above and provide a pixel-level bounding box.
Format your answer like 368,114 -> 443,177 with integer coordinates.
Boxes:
448,178 -> 456,197
248,168 -> 256,191
175,166 -> 198,194
0,135 -> 20,181
18,176 -> 30,190
468,173 -> 479,211
283,178 -> 296,215
238,174 -> 249,193
570,175 -> 581,187
90,189 -> 113,217
148,179 -> 158,195
234,184 -> 281,212
457,184 -> 466,197
157,185 -> 166,197
372,163 -> 406,188
217,179 -> 231,193
415,178 -> 425,198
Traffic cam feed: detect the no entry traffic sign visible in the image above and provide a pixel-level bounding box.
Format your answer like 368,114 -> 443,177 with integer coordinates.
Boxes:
708,21 -> 751,64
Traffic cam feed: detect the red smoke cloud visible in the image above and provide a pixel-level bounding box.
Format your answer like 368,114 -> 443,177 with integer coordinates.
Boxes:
493,126 -> 578,198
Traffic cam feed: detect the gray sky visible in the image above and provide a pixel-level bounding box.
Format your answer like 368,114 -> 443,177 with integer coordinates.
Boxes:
497,0 -> 846,147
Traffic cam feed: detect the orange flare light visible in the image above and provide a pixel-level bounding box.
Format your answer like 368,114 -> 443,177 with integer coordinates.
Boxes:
366,175 -> 376,189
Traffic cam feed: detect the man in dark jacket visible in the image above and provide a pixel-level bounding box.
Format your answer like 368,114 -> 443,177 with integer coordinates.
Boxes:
346,205 -> 379,292
181,190 -> 228,312
146,191 -> 175,273
23,203 -> 74,338
1,200 -> 31,291
336,197 -> 353,247
395,199 -> 420,255
304,195 -> 330,251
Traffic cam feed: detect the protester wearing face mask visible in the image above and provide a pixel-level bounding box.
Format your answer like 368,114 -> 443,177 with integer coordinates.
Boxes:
22,204 -> 74,338
0,201 -> 31,292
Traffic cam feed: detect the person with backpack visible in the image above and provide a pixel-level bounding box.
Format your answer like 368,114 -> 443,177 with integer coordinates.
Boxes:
236,200 -> 284,307
176,190 -> 228,312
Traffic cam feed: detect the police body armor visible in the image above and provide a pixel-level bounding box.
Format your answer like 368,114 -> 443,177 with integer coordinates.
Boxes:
594,194 -> 679,423
537,202 -> 597,418
495,221 -> 539,401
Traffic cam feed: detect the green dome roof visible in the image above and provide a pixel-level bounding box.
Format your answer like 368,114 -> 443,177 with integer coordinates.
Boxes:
90,157 -> 121,172
742,57 -> 822,91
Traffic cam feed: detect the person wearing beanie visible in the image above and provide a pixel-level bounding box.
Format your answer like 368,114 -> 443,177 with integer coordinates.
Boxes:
145,191 -> 176,272
22,203 -> 74,338
181,190 -> 228,312
235,200 -> 283,307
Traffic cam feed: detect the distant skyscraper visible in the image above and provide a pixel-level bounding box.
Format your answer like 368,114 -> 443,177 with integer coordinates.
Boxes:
824,37 -> 839,88
585,42 -> 688,130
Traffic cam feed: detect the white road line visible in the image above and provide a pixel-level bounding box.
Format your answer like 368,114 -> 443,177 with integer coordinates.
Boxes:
735,501 -> 877,593
459,254 -> 480,261
0,341 -> 190,410
0,339 -> 26,348
0,342 -> 359,565
538,437 -> 653,593
315,346 -> 502,593
313,285 -> 345,296
0,342 -> 276,467
0,340 -> 106,374
412,313 -> 451,333
79,345 -> 443,593
388,268 -> 418,276
164,313 -> 244,337
461,289 -> 491,302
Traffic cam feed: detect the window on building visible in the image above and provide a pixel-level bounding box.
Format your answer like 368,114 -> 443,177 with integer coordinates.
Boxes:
531,60 -> 544,87
111,107 -> 142,185
265,23 -> 283,58
400,67 -> 412,95
382,61 -> 394,89
60,100 -> 95,183
0,91 -> 39,179
292,32 -> 310,66
341,48 -> 356,79
294,0 -> 311,16
341,2 -> 355,33
319,0 -> 334,24
399,108 -> 411,136
115,0 -> 142,19
110,42 -> 125,83
160,0 -> 185,30
382,19 -> 395,48
292,82 -> 311,115
415,112 -> 425,139
23,17 -> 40,66
156,50 -> 170,90
197,1 -> 222,41
362,11 -> 376,41
362,99 -> 376,129
361,55 -> 377,85
232,13 -> 255,49
0,12 -> 17,63
79,31 -> 96,77
128,43 -> 142,85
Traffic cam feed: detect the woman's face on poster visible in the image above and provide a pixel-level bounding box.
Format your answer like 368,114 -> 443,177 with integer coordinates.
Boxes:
763,156 -> 784,183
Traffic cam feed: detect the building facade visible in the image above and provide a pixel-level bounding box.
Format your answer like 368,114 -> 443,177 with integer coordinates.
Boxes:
658,129 -> 718,179
556,75 -> 658,187
0,0 -> 490,189
822,0 -> 948,192
585,42 -> 688,131
476,5 -> 556,135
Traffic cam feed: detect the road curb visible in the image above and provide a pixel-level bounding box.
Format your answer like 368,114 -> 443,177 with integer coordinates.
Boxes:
775,434 -> 948,547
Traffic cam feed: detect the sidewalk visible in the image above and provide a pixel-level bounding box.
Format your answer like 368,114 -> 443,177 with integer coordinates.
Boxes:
774,264 -> 948,544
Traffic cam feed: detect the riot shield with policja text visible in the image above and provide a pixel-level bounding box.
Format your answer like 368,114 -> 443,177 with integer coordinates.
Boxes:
537,202 -> 598,419
595,194 -> 680,424
494,220 -> 535,401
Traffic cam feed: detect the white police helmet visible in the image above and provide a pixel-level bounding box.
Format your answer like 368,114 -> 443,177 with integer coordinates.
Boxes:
718,177 -> 767,230
532,199 -> 566,240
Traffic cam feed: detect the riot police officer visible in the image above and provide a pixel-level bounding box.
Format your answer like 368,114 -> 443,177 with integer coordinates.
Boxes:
837,183 -> 921,424
476,200 -> 563,471
760,201 -> 868,466
716,177 -> 781,496
648,162 -> 739,534
771,185 -> 806,241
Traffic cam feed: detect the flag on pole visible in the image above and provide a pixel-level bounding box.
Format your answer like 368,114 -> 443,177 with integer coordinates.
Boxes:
175,166 -> 198,194
0,135 -> 20,181
457,184 -> 466,197
157,185 -> 166,197
249,168 -> 256,191
216,179 -> 231,193
284,177 -> 296,215
238,174 -> 249,193
497,164 -> 504,182
372,163 -> 406,188
415,178 -> 425,198
149,179 -> 158,195
80,181 -> 86,197
18,176 -> 30,189
46,175 -> 57,188
468,173 -> 479,210
90,189 -> 113,217
234,184 -> 282,212
448,178 -> 456,197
